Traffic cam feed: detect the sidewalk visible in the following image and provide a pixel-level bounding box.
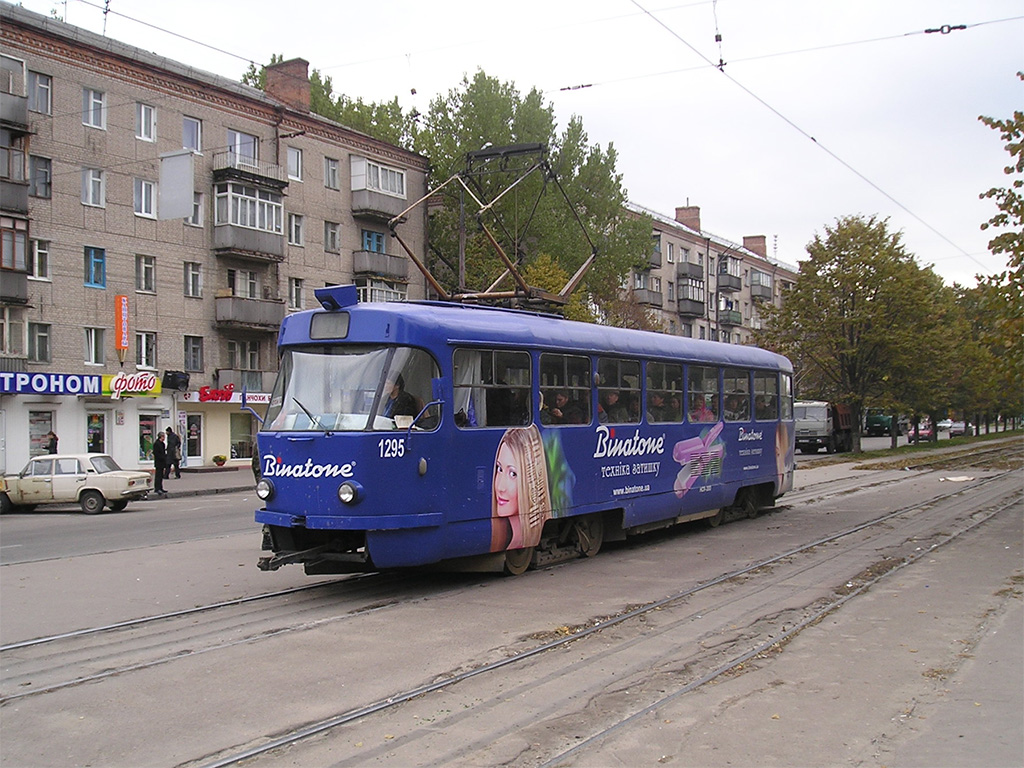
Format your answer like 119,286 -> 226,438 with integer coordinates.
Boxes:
155,465 -> 255,498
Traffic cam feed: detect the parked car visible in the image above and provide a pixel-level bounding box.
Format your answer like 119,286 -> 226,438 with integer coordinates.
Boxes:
937,419 -> 953,432
949,421 -> 970,437
0,453 -> 152,514
909,422 -> 934,443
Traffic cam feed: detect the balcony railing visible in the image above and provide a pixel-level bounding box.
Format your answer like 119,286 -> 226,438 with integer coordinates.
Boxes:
718,309 -> 742,326
213,225 -> 285,262
633,288 -> 664,308
677,261 -> 704,280
717,273 -> 742,292
351,189 -> 408,222
353,250 -> 409,281
677,298 -> 704,318
214,295 -> 286,330
212,151 -> 286,185
751,282 -> 773,301
0,269 -> 28,303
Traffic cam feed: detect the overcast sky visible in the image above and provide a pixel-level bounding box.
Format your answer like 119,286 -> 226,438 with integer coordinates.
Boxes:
19,0 -> 1023,285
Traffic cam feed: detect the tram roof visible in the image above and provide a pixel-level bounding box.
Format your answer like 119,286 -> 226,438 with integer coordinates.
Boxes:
282,297 -> 791,372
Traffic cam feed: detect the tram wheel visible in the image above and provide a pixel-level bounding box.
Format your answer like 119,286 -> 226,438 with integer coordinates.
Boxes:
742,491 -> 759,519
706,508 -> 725,528
574,514 -> 604,558
503,547 -> 534,576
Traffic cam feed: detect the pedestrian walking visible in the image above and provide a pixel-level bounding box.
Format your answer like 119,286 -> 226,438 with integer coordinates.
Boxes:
152,431 -> 168,496
46,431 -> 58,454
164,427 -> 182,479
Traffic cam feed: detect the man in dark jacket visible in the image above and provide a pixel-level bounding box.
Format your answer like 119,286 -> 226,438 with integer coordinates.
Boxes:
164,427 -> 182,479
152,431 -> 168,496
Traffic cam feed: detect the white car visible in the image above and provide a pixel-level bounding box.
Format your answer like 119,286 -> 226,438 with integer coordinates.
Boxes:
0,453 -> 153,514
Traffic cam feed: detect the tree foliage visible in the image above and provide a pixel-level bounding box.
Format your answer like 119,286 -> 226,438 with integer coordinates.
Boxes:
758,215 -> 949,449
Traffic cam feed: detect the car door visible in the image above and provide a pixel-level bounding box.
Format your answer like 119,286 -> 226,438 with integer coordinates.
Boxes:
20,458 -> 56,504
50,457 -> 86,504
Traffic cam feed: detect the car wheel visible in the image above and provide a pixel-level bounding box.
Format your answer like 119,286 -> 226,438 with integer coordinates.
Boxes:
80,490 -> 105,515
0,493 -> 12,515
108,500 -> 129,511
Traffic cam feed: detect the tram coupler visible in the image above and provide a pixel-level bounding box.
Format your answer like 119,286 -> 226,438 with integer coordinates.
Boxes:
257,545 -> 330,571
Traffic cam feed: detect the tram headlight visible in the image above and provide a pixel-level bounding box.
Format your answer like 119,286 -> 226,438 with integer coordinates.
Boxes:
338,481 -> 363,505
255,478 -> 274,501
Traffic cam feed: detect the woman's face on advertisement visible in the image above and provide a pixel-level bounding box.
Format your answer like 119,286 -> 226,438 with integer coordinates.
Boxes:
494,442 -> 520,517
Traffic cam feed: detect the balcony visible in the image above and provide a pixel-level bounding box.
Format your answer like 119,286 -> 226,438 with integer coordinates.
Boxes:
351,189 -> 408,223
0,354 -> 27,372
751,282 -> 773,301
213,225 -> 285,262
677,261 -> 704,280
212,151 -> 287,188
214,295 -> 286,331
718,309 -> 742,326
717,273 -> 742,292
633,288 -> 663,308
215,368 -> 268,392
353,250 -> 409,281
648,246 -> 662,269
677,299 -> 704,318
0,91 -> 28,130
0,269 -> 28,304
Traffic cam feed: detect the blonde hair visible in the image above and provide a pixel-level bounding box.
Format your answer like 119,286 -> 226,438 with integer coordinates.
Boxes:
492,425 -> 551,547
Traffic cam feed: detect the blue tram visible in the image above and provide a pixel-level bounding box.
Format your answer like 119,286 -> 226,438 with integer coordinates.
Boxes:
254,284 -> 795,575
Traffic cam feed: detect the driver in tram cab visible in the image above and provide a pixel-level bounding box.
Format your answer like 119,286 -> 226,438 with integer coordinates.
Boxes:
382,374 -> 419,419
491,425 -> 552,552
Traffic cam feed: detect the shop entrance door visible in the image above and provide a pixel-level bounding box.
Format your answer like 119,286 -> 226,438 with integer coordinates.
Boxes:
185,414 -> 203,466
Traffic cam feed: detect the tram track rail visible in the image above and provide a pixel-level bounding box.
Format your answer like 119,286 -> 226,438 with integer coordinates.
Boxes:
183,464 -> 1021,768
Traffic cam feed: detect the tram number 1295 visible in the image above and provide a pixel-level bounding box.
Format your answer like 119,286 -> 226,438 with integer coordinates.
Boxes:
378,437 -> 406,458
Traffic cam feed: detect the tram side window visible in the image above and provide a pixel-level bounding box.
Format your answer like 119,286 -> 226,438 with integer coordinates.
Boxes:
646,362 -> 683,423
723,367 -> 751,421
780,372 -> 794,420
688,365 -> 720,422
597,357 -> 641,424
753,370 -> 779,420
452,348 -> 531,428
539,353 -> 591,425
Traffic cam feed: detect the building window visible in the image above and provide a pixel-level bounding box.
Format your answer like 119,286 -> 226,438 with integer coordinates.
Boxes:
184,262 -> 202,297
183,116 -> 202,152
324,221 -> 340,253
288,277 -> 303,310
227,268 -> 258,298
287,213 -> 304,245
136,254 -> 156,292
324,157 -> 339,189
28,156 -> 50,198
667,281 -> 675,301
681,247 -> 690,263
187,192 -> 203,227
136,102 -> 156,141
355,277 -> 406,303
751,269 -> 772,289
352,156 -> 405,198
228,339 -> 259,370
287,146 -> 302,180
1,129 -> 25,182
680,277 -> 704,303
136,332 -> 157,369
84,327 -> 105,365
361,229 -> 386,253
0,307 -> 24,356
667,242 -> 675,263
82,87 -> 105,129
30,239 -> 49,279
184,335 -> 204,372
28,322 -> 50,362
633,271 -> 649,290
27,71 -> 52,114
134,179 -> 156,218
1,217 -> 28,271
214,182 -> 282,234
84,246 -> 106,288
82,168 -> 105,207
226,129 -> 257,163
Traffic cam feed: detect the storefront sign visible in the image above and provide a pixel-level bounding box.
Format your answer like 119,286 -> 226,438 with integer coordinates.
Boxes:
181,386 -> 271,405
0,371 -> 163,397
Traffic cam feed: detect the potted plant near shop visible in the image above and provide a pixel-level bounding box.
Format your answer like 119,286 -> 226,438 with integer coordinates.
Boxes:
212,454 -> 227,466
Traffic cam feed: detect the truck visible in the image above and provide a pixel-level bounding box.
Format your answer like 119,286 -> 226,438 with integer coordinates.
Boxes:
864,407 -> 896,437
794,400 -> 853,454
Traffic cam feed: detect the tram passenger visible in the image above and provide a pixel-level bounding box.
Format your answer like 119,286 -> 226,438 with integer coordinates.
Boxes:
598,390 -> 629,423
690,394 -> 717,422
491,425 -> 551,551
548,391 -> 584,424
383,374 -> 419,419
647,391 -> 669,422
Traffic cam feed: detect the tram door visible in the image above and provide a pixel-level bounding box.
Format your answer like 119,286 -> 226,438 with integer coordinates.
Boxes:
185,414 -> 203,465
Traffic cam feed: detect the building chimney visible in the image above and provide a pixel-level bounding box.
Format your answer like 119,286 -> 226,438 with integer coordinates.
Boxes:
675,205 -> 701,232
265,58 -> 311,113
743,235 -> 767,257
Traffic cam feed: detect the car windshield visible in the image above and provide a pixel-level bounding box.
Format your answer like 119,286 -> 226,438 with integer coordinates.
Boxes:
90,455 -> 123,473
794,404 -> 827,421
263,345 -> 439,432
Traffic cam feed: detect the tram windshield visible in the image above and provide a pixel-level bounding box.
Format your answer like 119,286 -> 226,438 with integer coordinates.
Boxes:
263,345 -> 439,432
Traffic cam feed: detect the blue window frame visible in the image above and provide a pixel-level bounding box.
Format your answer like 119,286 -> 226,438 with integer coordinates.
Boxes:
361,230 -> 386,253
84,246 -> 106,288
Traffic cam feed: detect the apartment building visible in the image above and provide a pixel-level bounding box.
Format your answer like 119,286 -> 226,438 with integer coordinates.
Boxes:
0,3 -> 429,473
627,202 -> 798,344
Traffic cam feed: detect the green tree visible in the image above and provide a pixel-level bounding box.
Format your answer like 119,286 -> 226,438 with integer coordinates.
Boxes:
977,74 -> 1024,424
759,215 -> 948,451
